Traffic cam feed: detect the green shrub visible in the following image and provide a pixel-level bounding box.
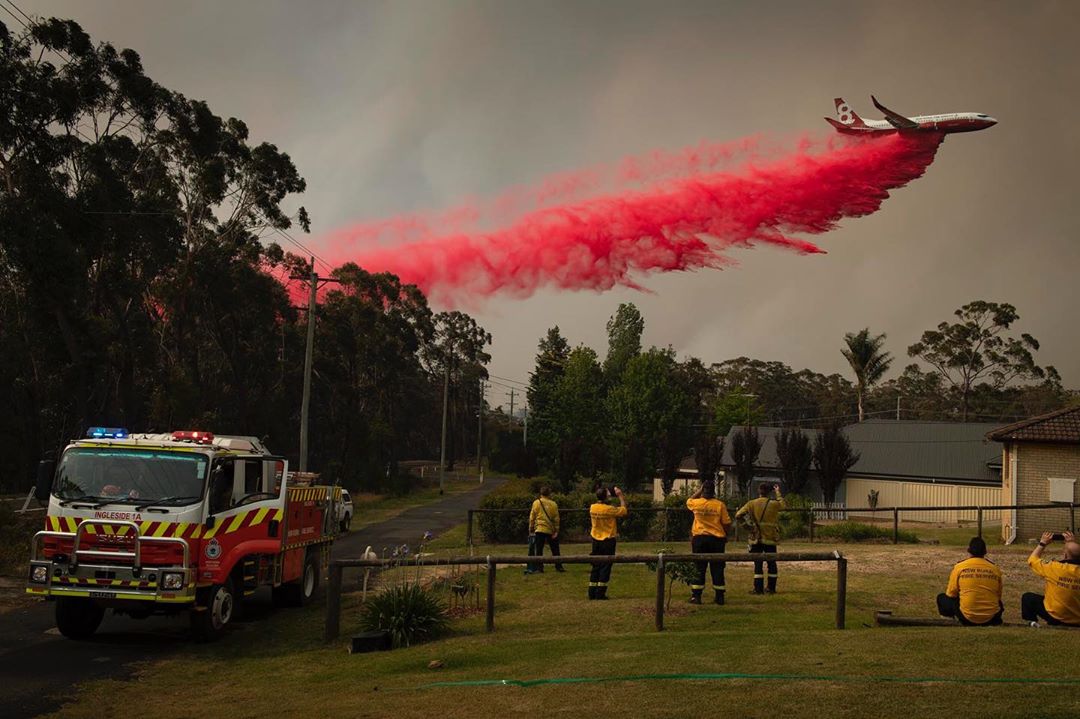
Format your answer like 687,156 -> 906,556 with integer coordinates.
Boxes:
659,489 -> 694,541
816,520 -> 918,543
359,584 -> 449,648
477,492 -> 532,543
779,494 -> 812,540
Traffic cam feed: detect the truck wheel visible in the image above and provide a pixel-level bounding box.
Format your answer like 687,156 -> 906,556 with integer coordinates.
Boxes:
191,579 -> 236,642
55,597 -> 105,640
272,553 -> 319,608
340,513 -> 351,533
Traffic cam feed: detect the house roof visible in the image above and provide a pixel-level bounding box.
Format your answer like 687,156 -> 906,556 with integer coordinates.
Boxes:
720,419 -> 1002,484
987,406 -> 1080,444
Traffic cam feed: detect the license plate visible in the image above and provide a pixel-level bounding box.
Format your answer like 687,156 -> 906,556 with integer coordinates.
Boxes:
88,590 -> 116,599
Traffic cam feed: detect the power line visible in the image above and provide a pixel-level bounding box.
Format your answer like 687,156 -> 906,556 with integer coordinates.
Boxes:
272,227 -> 333,273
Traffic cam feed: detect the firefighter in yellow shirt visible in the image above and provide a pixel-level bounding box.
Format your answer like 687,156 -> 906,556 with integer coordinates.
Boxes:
525,486 -> 564,574
735,482 -> 785,594
936,536 -> 1003,625
686,479 -> 733,605
1022,530 -> 1080,627
588,486 -> 627,600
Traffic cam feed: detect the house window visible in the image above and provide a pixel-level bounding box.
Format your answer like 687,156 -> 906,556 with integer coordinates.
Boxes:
1048,477 -> 1076,504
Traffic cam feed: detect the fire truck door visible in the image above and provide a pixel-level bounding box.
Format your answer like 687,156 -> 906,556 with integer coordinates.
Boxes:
205,458 -> 286,543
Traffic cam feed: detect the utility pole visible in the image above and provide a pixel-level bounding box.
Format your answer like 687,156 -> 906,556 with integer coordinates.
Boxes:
896,395 -> 901,421
507,388 -> 515,428
439,363 -> 449,495
292,256 -> 340,473
476,379 -> 484,471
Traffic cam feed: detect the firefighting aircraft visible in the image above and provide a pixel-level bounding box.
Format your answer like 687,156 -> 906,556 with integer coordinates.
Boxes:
825,96 -> 997,134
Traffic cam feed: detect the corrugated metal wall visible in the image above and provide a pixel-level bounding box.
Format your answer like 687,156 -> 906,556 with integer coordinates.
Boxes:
845,477 -> 1002,523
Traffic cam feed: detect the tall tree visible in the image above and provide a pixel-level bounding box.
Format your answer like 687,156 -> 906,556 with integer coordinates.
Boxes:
549,346 -> 606,490
907,301 -> 1054,421
603,302 -> 644,383
606,347 -> 688,491
775,427 -> 813,496
813,425 -> 860,504
842,328 -> 893,422
730,426 -> 762,497
424,311 -> 491,470
526,327 -> 570,473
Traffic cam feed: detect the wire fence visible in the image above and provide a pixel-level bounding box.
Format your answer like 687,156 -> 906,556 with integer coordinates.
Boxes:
465,503 -> 1078,547
325,550 -> 849,641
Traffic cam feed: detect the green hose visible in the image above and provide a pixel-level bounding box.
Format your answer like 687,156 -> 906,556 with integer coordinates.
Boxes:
418,671 -> 1080,690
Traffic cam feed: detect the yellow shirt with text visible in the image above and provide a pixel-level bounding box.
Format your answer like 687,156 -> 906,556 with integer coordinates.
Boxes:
1028,556 -> 1080,625
946,556 -> 1002,623
590,503 -> 628,541
687,498 -> 732,539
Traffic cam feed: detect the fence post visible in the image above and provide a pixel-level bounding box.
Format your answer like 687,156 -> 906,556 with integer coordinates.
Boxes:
655,553 -> 666,632
835,555 -> 847,630
485,556 -> 496,633
1071,503 -> 1076,533
467,510 -> 474,549
808,509 -> 815,543
325,562 -> 343,642
892,508 -> 900,545
977,507 -> 984,539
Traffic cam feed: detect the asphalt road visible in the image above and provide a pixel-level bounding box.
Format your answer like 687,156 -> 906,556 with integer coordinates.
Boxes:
0,476 -> 504,718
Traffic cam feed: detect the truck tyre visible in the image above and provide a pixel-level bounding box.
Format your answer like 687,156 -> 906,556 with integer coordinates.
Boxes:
191,579 -> 236,642
55,597 -> 105,640
272,552 -> 319,608
340,513 -> 351,533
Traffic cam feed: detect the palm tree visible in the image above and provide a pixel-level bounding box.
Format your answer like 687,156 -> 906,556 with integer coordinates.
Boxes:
842,329 -> 893,422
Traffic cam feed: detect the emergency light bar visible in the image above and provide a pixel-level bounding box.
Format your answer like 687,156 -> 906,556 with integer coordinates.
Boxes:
87,427 -> 129,439
172,430 -> 214,444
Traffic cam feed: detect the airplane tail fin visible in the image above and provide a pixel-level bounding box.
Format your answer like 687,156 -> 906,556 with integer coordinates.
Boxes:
833,98 -> 868,128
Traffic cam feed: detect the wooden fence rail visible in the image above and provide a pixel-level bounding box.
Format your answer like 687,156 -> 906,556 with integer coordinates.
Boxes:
325,551 -> 846,641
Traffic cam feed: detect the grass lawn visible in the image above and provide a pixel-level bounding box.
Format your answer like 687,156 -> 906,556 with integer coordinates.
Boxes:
43,531 -> 1080,719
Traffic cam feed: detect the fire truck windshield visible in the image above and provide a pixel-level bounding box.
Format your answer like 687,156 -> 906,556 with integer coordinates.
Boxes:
55,447 -> 208,507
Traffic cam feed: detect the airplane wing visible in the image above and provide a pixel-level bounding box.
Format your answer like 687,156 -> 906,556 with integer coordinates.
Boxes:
871,95 -> 919,130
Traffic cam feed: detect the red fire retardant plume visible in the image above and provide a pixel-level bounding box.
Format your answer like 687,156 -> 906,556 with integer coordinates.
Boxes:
322,132 -> 943,304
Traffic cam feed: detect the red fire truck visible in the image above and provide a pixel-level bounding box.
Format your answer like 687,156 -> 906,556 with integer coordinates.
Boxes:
26,428 -> 342,640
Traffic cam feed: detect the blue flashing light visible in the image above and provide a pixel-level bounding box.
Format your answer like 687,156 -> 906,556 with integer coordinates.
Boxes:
87,427 -> 129,439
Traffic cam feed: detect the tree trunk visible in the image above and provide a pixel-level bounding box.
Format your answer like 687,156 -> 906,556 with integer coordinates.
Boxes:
857,385 -> 864,422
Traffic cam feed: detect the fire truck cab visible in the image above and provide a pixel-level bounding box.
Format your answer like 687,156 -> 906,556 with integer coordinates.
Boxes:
26,428 -> 341,640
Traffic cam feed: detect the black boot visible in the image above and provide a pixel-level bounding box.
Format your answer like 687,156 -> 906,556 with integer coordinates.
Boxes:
689,589 -> 703,605
714,590 -> 725,605
596,585 -> 609,600
752,577 -> 765,595
767,576 -> 777,594
588,585 -> 596,600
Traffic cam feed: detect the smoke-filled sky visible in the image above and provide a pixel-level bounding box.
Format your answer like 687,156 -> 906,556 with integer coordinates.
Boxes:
19,0 -> 1080,393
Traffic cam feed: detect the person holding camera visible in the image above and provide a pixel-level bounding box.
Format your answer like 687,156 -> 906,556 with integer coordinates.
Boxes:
526,486 -> 564,574
936,536 -> 1004,625
588,486 -> 627,600
1021,530 -> 1080,627
686,478 -> 733,605
736,482 -> 785,595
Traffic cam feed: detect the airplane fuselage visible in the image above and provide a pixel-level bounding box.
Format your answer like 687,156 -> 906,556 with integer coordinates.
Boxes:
837,112 -> 996,134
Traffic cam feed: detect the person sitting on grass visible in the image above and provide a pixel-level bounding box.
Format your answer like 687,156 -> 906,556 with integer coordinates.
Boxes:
1022,530 -> 1080,628
525,486 -> 564,574
936,536 -> 1003,626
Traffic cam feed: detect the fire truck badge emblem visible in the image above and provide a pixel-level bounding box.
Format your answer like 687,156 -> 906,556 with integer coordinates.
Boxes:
205,538 -> 222,559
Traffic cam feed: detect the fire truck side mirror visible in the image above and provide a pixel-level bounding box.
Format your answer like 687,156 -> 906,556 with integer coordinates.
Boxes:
34,460 -> 55,502
205,515 -> 216,530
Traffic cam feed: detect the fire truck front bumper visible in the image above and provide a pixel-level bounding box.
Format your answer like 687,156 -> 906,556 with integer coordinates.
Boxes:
26,559 -> 197,604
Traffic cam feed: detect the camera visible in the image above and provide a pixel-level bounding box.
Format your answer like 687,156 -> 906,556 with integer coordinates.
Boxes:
1051,532 -> 1066,541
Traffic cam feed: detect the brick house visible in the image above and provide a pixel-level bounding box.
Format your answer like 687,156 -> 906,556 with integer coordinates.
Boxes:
988,406 -> 1080,543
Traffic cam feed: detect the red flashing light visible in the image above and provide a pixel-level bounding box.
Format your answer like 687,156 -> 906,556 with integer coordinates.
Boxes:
172,430 -> 215,444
